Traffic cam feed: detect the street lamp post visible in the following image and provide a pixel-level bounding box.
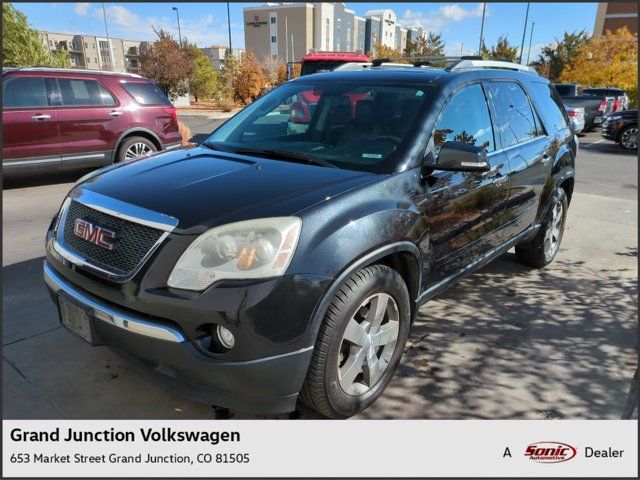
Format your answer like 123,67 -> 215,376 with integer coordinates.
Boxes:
102,3 -> 113,71
227,2 -> 232,52
526,21 -> 536,65
518,2 -> 530,64
172,7 -> 183,45
478,2 -> 486,55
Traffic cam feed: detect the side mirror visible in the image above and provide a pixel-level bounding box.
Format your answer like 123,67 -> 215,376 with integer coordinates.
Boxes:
435,141 -> 491,172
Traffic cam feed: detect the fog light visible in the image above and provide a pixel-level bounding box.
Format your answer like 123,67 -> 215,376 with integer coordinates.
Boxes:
216,325 -> 235,349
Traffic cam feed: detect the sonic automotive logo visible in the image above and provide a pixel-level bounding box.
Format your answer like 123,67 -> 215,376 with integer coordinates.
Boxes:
525,442 -> 577,463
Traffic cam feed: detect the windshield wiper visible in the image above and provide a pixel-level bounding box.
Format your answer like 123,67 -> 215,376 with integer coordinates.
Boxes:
200,141 -> 232,152
232,148 -> 338,169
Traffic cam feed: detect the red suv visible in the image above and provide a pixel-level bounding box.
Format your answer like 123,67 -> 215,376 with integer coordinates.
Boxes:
2,68 -> 182,175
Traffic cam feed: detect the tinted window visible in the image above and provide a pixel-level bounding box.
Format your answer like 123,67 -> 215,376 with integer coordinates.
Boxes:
2,76 -> 49,108
121,82 -> 172,105
58,78 -> 116,106
488,82 -> 538,148
529,81 -> 570,133
553,85 -> 575,96
300,61 -> 348,76
434,83 -> 495,152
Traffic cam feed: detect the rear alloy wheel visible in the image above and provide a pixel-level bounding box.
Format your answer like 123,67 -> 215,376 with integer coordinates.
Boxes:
619,126 -> 638,151
515,188 -> 568,268
117,136 -> 157,163
300,265 -> 411,418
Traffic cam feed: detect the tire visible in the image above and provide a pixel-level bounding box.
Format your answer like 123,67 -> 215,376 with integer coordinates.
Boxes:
515,188 -> 568,268
116,136 -> 157,163
618,125 -> 638,151
300,264 -> 411,418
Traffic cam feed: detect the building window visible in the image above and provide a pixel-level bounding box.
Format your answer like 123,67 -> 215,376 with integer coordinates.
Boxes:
270,17 -> 276,24
271,36 -> 276,43
84,42 -> 88,48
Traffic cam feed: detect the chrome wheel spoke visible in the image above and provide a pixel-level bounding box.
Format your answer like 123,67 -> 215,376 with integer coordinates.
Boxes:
364,353 -> 385,386
339,348 -> 366,391
374,321 -> 399,346
126,142 -> 152,159
343,318 -> 367,347
366,293 -> 390,329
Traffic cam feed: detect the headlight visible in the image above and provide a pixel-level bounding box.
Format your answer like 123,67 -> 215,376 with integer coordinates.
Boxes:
167,217 -> 302,291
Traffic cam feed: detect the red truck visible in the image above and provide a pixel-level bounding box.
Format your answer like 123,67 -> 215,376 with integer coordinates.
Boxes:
287,51 -> 371,134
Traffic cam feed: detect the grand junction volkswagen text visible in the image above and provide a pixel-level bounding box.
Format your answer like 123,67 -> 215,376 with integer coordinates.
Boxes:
44,58 -> 576,418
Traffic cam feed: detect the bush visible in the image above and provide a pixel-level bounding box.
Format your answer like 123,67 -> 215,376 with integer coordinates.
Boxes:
234,51 -> 266,105
219,97 -> 236,112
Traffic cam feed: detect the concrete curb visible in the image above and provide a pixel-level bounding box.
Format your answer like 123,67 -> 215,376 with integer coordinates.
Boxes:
177,112 -> 237,120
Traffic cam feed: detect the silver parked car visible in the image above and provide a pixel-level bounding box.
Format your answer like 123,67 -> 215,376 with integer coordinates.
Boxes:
565,106 -> 586,133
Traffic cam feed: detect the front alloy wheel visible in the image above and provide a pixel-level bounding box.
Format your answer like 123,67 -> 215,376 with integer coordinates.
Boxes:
337,293 -> 400,395
619,126 -> 638,151
300,265 -> 411,418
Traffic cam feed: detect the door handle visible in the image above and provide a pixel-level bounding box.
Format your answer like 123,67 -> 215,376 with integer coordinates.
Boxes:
109,110 -> 124,117
31,114 -> 51,120
541,155 -> 551,165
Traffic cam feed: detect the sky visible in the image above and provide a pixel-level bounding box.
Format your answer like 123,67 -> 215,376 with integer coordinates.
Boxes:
15,2 -> 599,62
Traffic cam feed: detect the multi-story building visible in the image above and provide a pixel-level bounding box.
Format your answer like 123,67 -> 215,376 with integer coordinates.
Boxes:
363,9 -> 397,50
406,26 -> 426,46
39,31 -> 150,73
593,2 -> 638,37
244,3 -> 315,63
200,46 -> 245,70
244,3 -> 425,62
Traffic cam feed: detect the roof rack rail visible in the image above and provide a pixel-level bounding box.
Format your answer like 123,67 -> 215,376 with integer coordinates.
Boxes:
447,59 -> 538,75
371,55 -> 482,68
6,67 -> 143,78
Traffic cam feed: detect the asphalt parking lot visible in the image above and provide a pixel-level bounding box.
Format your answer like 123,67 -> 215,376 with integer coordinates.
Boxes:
3,122 -> 638,420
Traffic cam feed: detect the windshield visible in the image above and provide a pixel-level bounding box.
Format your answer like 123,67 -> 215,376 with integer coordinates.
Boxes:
204,81 -> 431,173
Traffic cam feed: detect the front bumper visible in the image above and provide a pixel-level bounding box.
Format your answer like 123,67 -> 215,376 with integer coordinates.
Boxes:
43,261 -> 317,414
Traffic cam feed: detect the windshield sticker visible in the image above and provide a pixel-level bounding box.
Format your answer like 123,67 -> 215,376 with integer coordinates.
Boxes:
362,153 -> 383,159
416,90 -> 424,96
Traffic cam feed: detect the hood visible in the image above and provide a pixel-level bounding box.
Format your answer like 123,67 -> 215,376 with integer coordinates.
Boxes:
80,147 -> 379,234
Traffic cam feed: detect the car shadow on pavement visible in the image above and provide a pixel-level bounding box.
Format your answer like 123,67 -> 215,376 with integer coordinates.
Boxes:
3,251 -> 637,420
358,251 -> 638,420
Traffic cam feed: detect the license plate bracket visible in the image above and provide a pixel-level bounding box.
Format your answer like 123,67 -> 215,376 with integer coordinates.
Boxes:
58,296 -> 102,345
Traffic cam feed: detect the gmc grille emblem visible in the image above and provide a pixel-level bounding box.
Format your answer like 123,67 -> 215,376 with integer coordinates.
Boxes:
73,218 -> 117,250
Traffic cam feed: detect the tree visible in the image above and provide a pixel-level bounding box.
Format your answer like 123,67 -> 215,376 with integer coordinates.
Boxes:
481,36 -> 519,62
3,3 -> 70,68
404,32 -> 446,56
188,45 -> 219,103
219,52 -> 237,101
371,44 -> 403,60
233,51 -> 266,104
530,30 -> 590,81
261,55 -> 283,86
560,27 -> 638,107
141,28 -> 195,98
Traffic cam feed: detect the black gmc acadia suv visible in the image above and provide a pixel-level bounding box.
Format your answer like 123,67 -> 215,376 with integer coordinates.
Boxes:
44,60 -> 577,418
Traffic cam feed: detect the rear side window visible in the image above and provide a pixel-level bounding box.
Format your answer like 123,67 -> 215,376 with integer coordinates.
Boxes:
529,82 -> 570,133
487,82 -> 539,148
553,85 -> 574,96
121,82 -> 172,105
434,83 -> 495,152
58,78 -> 116,106
2,76 -> 50,108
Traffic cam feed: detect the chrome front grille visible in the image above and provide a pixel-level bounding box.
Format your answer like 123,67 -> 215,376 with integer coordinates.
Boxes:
62,200 -> 164,276
53,187 -> 179,282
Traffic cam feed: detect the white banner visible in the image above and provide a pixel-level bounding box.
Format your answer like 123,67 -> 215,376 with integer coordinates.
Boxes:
2,420 -> 637,477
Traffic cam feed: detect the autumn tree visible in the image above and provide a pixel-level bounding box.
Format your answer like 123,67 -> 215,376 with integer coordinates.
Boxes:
481,36 -> 519,62
188,45 -> 219,103
261,55 -> 283,86
220,52 -> 237,101
3,3 -> 70,68
530,30 -> 590,81
560,27 -> 638,106
371,43 -> 403,60
233,51 -> 266,105
141,28 -> 195,98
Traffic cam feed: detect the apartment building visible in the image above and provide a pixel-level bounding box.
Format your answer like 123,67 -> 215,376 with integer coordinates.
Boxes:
200,46 -> 246,70
244,2 -> 425,62
39,31 -> 150,73
593,2 -> 638,37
